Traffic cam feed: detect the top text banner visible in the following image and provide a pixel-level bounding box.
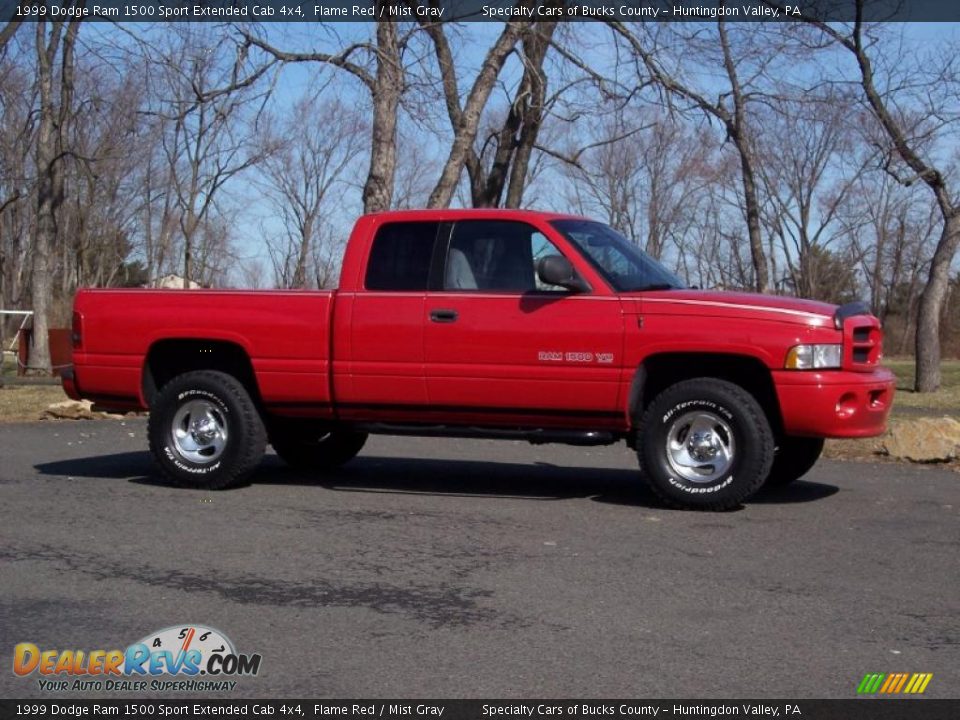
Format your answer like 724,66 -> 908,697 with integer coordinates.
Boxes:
1,0 -> 956,22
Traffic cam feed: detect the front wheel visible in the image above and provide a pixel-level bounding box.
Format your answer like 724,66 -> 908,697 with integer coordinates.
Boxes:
148,370 -> 266,490
637,378 -> 775,510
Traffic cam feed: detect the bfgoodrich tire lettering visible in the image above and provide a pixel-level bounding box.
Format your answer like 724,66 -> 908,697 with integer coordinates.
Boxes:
148,370 -> 266,490
638,378 -> 774,510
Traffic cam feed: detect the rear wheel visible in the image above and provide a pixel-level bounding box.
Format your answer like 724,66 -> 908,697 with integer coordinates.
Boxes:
765,437 -> 825,487
148,370 -> 266,490
637,378 -> 774,510
269,420 -> 367,471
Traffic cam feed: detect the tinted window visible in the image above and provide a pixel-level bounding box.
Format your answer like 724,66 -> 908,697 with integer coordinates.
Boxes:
365,222 -> 439,291
550,219 -> 685,292
444,220 -> 567,292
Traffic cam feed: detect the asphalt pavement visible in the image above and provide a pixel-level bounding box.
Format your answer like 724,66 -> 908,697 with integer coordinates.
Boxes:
0,419 -> 957,699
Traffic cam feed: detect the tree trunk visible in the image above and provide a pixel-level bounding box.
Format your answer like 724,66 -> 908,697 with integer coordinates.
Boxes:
735,146 -> 768,293
719,20 -> 767,293
800,6 -> 960,391
362,18 -> 400,213
503,22 -> 557,208
427,23 -> 524,209
30,20 -> 61,373
914,212 -> 960,391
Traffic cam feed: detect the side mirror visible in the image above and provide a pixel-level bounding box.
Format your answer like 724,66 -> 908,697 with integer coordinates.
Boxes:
536,255 -> 590,293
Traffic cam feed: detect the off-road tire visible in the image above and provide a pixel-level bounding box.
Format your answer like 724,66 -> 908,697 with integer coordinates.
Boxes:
148,370 -> 266,490
765,437 -> 825,488
269,421 -> 368,471
637,378 -> 775,511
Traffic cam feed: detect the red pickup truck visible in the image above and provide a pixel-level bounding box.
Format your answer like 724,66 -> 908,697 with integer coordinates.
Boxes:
64,209 -> 894,510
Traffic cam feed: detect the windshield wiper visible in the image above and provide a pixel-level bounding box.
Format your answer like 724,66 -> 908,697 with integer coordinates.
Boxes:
627,283 -> 681,292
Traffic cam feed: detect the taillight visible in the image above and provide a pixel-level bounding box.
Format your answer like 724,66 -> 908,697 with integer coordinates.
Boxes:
72,311 -> 82,349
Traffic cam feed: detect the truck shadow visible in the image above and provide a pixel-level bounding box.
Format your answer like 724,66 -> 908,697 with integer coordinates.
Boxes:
34,451 -> 839,508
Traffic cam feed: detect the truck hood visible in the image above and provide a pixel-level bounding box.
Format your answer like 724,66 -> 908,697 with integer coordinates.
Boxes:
626,289 -> 837,327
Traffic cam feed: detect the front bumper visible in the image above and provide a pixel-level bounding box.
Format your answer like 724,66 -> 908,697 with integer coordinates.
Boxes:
773,367 -> 896,438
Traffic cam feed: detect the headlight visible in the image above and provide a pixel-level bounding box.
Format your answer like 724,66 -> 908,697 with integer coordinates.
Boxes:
785,344 -> 842,369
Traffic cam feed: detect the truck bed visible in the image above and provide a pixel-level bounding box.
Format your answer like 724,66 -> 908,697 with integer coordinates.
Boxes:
71,289 -> 336,412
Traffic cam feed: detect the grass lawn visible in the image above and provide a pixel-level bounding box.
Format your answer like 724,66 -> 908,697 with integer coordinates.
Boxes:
0,383 -> 68,422
885,358 -> 960,415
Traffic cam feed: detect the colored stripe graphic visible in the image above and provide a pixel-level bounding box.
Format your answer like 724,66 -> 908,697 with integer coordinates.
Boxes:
906,673 -> 934,694
857,672 -> 933,694
857,673 -> 884,694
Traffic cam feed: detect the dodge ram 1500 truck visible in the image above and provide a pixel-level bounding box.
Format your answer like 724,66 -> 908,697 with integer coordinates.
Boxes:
64,209 -> 895,510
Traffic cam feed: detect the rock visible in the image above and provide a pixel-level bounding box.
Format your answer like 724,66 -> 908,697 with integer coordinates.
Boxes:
44,399 -> 126,421
883,417 -> 960,462
45,399 -> 103,420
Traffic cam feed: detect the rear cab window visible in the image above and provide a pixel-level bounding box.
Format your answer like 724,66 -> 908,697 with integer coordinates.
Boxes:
365,221 -> 441,291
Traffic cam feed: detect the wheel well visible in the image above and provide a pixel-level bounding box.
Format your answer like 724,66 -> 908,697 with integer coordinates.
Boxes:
630,353 -> 783,436
143,340 -> 260,408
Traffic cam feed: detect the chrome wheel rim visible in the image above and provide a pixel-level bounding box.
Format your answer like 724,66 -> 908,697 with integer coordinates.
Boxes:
171,400 -> 228,464
665,410 -> 735,483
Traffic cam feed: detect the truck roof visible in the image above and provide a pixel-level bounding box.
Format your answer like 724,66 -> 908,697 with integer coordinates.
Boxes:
361,208 -> 590,223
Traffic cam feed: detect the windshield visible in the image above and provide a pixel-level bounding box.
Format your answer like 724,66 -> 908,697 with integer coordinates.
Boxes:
550,220 -> 686,292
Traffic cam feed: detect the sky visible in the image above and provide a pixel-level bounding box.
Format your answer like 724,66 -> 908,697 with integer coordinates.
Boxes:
62,19 -> 960,285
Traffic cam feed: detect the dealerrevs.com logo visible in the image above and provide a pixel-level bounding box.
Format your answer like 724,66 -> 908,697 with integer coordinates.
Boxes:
13,625 -> 261,692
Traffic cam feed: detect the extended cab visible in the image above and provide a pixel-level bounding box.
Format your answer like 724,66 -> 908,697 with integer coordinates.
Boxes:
64,209 -> 895,510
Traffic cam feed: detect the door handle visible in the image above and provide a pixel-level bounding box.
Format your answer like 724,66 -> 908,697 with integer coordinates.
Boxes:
430,309 -> 458,323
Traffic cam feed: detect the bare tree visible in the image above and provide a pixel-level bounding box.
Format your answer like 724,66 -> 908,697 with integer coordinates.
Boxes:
30,16 -> 80,372
839,168 -> 940,351
461,19 -> 560,208
0,53 -> 36,345
800,7 -> 960,389
0,1 -> 28,57
244,15 -> 406,213
413,15 -> 527,208
558,104 -> 716,279
261,95 -> 364,289
608,20 -> 774,292
757,94 -> 863,300
148,26 -> 272,288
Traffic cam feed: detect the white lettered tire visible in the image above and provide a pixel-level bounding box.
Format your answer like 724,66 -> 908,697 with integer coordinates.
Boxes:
638,378 -> 774,510
148,370 -> 266,490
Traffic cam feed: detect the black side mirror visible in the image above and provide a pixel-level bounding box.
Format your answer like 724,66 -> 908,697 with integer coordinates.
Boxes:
537,255 -> 590,293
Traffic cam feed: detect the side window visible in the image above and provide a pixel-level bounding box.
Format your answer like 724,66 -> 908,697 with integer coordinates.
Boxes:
444,221 -> 568,292
365,222 -> 439,291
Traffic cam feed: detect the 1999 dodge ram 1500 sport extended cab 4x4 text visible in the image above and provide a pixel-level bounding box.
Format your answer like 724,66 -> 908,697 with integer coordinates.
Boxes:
64,209 -> 895,510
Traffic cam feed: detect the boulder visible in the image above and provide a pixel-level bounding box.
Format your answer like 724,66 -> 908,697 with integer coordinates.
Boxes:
44,399 -> 125,420
883,417 -> 960,462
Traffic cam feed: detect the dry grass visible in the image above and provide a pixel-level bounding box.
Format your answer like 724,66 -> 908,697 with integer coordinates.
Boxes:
1,353 -> 16,377
0,384 -> 68,423
885,358 -> 960,415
